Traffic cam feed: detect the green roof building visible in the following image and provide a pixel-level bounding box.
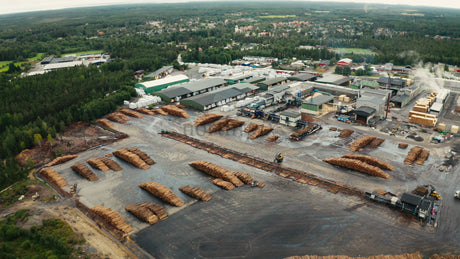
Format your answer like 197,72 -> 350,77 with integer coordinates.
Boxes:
135,74 -> 189,94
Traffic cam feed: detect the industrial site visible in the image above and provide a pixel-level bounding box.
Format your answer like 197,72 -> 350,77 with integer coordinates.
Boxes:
32,60 -> 460,258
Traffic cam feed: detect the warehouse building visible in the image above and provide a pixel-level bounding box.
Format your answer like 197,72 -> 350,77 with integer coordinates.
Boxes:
225,74 -> 254,85
280,111 -> 301,127
316,75 -> 353,87
391,84 -> 422,108
155,78 -> 228,103
351,106 -> 377,125
144,66 -> 174,80
135,75 -> 190,94
243,76 -> 265,85
257,77 -> 288,90
288,73 -> 318,82
378,77 -> 406,89
356,88 -> 392,118
180,83 -> 258,111
301,95 -> 335,116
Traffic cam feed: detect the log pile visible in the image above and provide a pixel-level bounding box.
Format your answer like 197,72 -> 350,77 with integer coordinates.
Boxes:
249,126 -> 273,139
38,168 -> 68,187
107,112 -> 130,123
46,155 -> 78,166
266,135 -> 279,142
113,148 -> 150,169
369,138 -> 385,148
415,149 -> 430,165
342,154 -> 394,171
71,163 -> 99,181
338,129 -> 354,138
323,157 -> 390,179
91,205 -> 133,233
244,123 -> 260,133
189,160 -> 244,187
211,178 -> 235,190
96,119 -> 114,129
404,146 -> 423,165
194,113 -> 224,126
138,202 -> 168,220
179,185 -> 212,201
135,108 -> 156,115
221,119 -> 245,131
161,105 -> 189,118
234,172 -> 255,185
87,158 -> 110,171
125,204 -> 159,224
99,157 -> 123,171
139,182 -> 185,207
285,252 -> 424,259
290,128 -> 312,139
349,136 -> 377,151
256,182 -> 265,188
126,148 -> 155,165
207,118 -> 230,133
329,127 -> 338,131
119,108 -> 143,118
153,108 -> 168,115
398,143 -> 409,149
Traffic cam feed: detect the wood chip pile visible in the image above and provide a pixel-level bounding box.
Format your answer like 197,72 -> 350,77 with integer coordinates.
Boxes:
113,148 -> 151,169
161,105 -> 189,118
135,108 -> 156,115
153,108 -> 168,115
91,205 -> 133,233
125,204 -> 159,224
179,185 -> 212,201
194,113 -> 224,126
46,155 -> 78,166
221,119 -> 245,131
119,108 -> 143,118
369,138 -> 385,148
38,168 -> 68,187
249,125 -> 273,139
99,157 -> 123,171
323,157 -> 390,179
96,119 -> 114,129
107,112 -> 130,123
138,202 -> 168,220
266,135 -> 279,142
126,148 -> 155,165
398,143 -> 409,149
349,136 -> 377,151
234,172 -> 255,185
189,160 -> 244,187
139,181 -> 185,206
342,154 -> 394,171
244,123 -> 260,133
338,129 -> 354,138
415,149 -> 430,165
404,146 -> 423,165
285,252 -> 424,259
87,158 -> 110,171
211,178 -> 235,190
71,163 -> 99,181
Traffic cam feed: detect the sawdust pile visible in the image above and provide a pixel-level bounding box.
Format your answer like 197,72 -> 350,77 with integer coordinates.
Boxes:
189,160 -> 244,187
138,202 -> 168,220
342,154 -> 394,171
46,155 -> 78,166
161,105 -> 189,118
244,123 -> 260,133
135,108 -> 156,115
71,163 -> 99,181
349,136 -> 377,151
113,148 -> 151,169
91,205 -> 133,233
285,252 -> 424,259
139,182 -> 185,207
249,125 -> 273,139
125,204 -> 159,224
211,178 -> 235,190
323,157 -> 390,179
107,112 -> 130,123
404,146 -> 423,165
119,108 -> 143,118
266,135 -> 279,142
339,129 -> 354,138
38,168 -> 68,187
194,113 -> 224,126
234,172 -> 255,185
179,185 -> 212,201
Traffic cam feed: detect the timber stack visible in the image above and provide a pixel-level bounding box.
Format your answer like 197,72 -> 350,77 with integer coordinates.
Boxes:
249,125 -> 273,139
404,146 -> 423,165
153,107 -> 168,115
179,185 -> 212,201
266,135 -> 279,142
71,163 -> 99,181
125,204 -> 159,224
113,148 -> 150,169
138,202 -> 168,220
119,108 -> 143,118
87,158 -> 110,171
349,136 -> 377,151
194,113 -> 224,126
207,118 -> 230,133
244,123 -> 260,133
211,178 -> 235,190
415,149 -> 430,165
126,148 -> 155,165
342,154 -> 394,171
189,160 -> 244,187
221,118 -> 245,131
338,129 -> 354,138
38,168 -> 68,187
234,172 -> 255,185
369,138 -> 385,148
46,155 -> 78,166
91,205 -> 133,233
96,119 -> 114,130
139,182 -> 185,207
323,157 -> 390,179
135,107 -> 156,115
99,157 -> 123,171
107,112 -> 130,123
161,105 -> 189,118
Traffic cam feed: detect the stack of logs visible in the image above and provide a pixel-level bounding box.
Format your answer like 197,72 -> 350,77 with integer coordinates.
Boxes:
46,155 -> 77,166
71,163 -> 99,181
112,148 -> 153,169
135,108 -> 156,116
161,105 -> 189,118
244,123 -> 260,133
138,202 -> 168,220
153,107 -> 168,115
91,205 -> 133,233
194,113 -> 224,126
139,182 -> 185,206
211,179 -> 235,190
323,153 -> 393,179
349,136 -> 384,151
338,129 -> 354,138
119,108 -> 143,118
207,118 -> 245,133
179,185 -> 212,201
266,135 -> 279,142
126,148 -> 155,165
107,112 -> 130,123
189,161 -> 244,187
249,125 -> 273,139
38,168 -> 68,187
234,172 -> 255,185
125,204 -> 159,224
404,146 -> 430,165
87,157 -> 123,171
96,119 -> 114,130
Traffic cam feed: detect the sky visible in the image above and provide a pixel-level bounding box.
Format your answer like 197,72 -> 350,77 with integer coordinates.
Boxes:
1,0 -> 459,15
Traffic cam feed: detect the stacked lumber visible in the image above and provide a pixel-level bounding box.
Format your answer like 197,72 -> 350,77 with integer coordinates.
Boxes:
125,204 -> 159,224
409,111 -> 437,127
153,108 -> 168,115
135,108 -> 156,115
38,168 -> 68,187
91,205 -> 133,233
249,126 -> 273,139
404,146 -> 423,165
113,148 -> 150,169
266,135 -> 279,142
96,119 -> 114,129
179,185 -> 212,201
398,143 -> 409,149
369,138 -> 385,148
234,172 -> 255,185
119,108 -> 143,118
290,128 -> 311,139
161,105 -> 189,118
244,123 -> 260,133
339,129 -> 354,138
139,182 -> 185,207
211,178 -> 235,190
415,149 -> 430,165
285,252 -> 423,259
87,158 -> 109,171
126,148 -> 155,165
221,119 -> 245,131
329,127 -> 338,131
207,118 -> 229,133
342,154 -> 394,171
256,182 -> 265,188
430,254 -> 460,259
46,155 -> 78,166
189,160 -> 244,187
99,157 -> 123,171
323,157 -> 390,179
138,202 -> 168,220
349,136 -> 376,151
194,113 -> 224,126
71,163 -> 99,181
107,112 -> 130,123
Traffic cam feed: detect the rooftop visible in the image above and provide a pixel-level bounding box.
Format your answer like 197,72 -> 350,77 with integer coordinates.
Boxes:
258,77 -> 287,86
136,74 -> 189,89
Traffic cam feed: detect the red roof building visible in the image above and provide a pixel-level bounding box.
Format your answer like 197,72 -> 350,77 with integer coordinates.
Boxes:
337,58 -> 353,67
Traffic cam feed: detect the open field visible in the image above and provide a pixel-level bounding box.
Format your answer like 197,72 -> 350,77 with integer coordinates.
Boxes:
259,15 -> 297,18
60,50 -> 103,57
334,48 -> 376,55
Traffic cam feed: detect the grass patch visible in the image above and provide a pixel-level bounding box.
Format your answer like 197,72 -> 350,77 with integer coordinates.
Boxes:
0,180 -> 31,208
334,48 -> 375,55
60,50 -> 103,57
313,11 -> 330,13
28,53 -> 45,61
259,15 -> 296,18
